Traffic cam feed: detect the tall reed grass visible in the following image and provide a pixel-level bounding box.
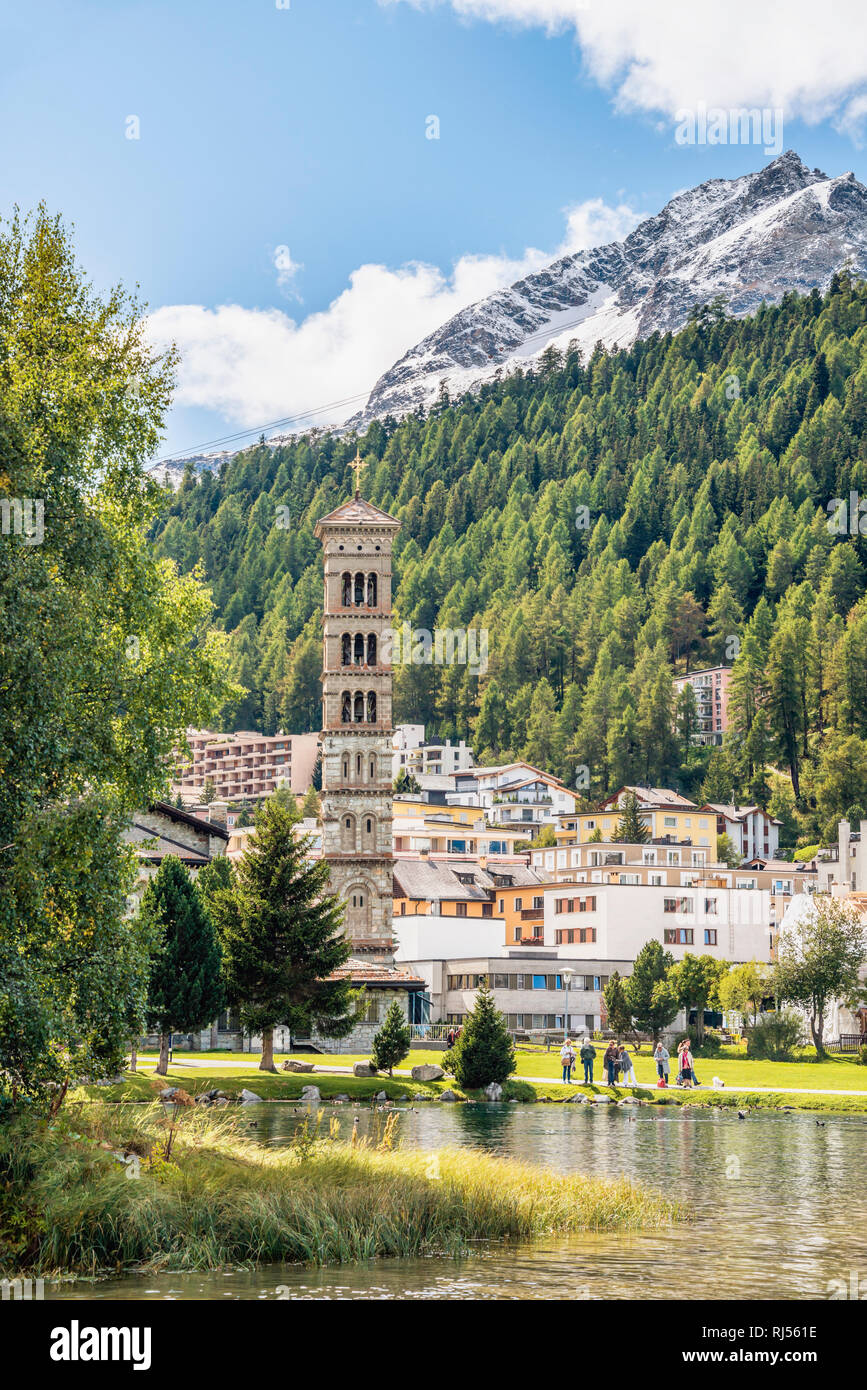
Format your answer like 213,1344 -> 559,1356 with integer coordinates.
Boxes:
0,1103 -> 684,1276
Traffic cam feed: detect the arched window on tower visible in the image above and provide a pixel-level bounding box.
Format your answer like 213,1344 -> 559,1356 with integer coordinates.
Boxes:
362,814 -> 376,851
340,814 -> 356,852
354,572 -> 365,606
342,754 -> 350,780
366,691 -> 377,724
341,633 -> 352,666
341,572 -> 352,606
369,754 -> 376,781
353,633 -> 365,665
366,572 -> 377,607
340,691 -> 351,724
366,633 -> 377,666
356,752 -> 362,779
354,692 -> 365,723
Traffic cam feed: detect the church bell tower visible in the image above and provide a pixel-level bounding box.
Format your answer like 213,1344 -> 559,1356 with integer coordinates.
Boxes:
314,461 -> 401,959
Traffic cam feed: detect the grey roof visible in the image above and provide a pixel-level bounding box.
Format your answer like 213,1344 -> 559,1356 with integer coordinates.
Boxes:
393,858 -> 490,902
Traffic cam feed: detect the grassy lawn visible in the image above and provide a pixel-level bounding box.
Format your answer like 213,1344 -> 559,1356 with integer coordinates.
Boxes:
138,1044 -> 867,1093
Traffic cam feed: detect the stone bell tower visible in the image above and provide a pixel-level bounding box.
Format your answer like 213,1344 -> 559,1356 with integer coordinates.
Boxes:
313,464 -> 401,959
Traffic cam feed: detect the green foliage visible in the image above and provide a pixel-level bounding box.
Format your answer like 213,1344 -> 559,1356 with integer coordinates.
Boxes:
0,207 -> 234,1106
613,791 -> 650,844
624,940 -> 678,1040
718,959 -> 771,1023
670,954 -> 728,1042
211,797 -> 355,1042
774,897 -> 866,1055
603,971 -> 633,1037
370,1000 -> 412,1076
716,833 -> 741,868
143,857 -> 224,1037
445,984 -> 515,1089
744,1010 -> 806,1061
393,769 -> 422,795
792,843 -> 819,862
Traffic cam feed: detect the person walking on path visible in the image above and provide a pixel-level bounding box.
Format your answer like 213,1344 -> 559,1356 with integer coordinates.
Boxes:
580,1036 -> 596,1084
560,1038 -> 576,1084
603,1040 -> 619,1086
654,1041 -> 670,1086
619,1043 -> 638,1087
679,1040 -> 695,1088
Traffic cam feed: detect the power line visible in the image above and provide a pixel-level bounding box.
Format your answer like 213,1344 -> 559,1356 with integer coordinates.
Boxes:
148,301 -> 603,470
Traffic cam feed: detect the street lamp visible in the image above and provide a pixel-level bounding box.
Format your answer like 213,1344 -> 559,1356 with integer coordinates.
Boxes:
561,968 -> 574,1041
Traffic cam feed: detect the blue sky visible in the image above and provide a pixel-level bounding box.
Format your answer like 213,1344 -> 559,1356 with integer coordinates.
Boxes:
3,0 -> 867,458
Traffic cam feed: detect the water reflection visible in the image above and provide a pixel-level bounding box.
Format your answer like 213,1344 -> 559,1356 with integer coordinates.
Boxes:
46,1103 -> 867,1301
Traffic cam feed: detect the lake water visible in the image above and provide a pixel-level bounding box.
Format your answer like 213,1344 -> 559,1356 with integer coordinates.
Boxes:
46,1101 -> 867,1301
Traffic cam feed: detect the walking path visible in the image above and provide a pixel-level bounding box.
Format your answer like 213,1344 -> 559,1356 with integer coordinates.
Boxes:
144,1057 -> 867,1098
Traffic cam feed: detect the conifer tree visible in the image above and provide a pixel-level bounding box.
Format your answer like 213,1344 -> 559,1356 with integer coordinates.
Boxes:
613,790 -> 650,843
445,983 -> 515,1090
143,856 -> 224,1076
371,999 -> 412,1076
212,797 -> 354,1071
603,971 -> 633,1039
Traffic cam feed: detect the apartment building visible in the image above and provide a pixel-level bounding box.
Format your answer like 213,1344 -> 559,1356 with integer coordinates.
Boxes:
392,723 -> 475,780
394,913 -> 614,1032
672,665 -> 733,745
561,787 -> 708,845
177,728 -> 320,801
540,879 -> 775,964
392,806 -> 528,859
702,803 -> 781,861
393,858 -> 542,926
448,762 -> 577,835
532,839 -> 812,933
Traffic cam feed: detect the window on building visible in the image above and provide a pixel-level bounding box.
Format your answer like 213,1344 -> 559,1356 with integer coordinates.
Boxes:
664,928 -> 694,945
704,929 -> 718,945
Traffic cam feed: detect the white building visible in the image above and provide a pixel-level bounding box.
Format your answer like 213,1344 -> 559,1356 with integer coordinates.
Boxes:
448,762 -> 577,835
392,724 -> 475,780
540,880 -> 774,965
702,803 -> 781,861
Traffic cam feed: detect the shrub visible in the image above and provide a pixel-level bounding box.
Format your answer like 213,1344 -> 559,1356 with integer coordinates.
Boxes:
859,1044 -> 867,1067
744,1010 -> 806,1061
370,1001 -> 411,1077
687,1027 -> 725,1056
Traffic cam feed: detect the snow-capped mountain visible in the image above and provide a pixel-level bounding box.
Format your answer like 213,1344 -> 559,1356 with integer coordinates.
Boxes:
357,151 -> 867,423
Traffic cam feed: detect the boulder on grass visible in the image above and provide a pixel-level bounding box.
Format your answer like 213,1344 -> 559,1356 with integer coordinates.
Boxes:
411,1063 -> 444,1082
158,1087 -> 180,1102
592,1095 -> 615,1104
300,1085 -> 321,1103
484,1082 -> 503,1102
353,1061 -> 377,1077
439,1089 -> 459,1102
282,1060 -> 314,1073
238,1088 -> 263,1104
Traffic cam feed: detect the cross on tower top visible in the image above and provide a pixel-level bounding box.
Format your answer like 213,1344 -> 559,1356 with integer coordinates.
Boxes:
352,448 -> 363,497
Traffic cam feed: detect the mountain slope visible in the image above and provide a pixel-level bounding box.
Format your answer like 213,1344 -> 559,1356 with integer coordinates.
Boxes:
359,151 -> 867,422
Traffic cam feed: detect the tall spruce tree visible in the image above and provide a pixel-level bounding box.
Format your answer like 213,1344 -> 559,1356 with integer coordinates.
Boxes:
143,856 -> 224,1076
446,983 -> 515,1090
213,797 -> 354,1071
614,791 -> 650,843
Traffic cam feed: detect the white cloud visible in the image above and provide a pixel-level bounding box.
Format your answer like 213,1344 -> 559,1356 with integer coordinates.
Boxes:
388,0 -> 867,127
148,197 -> 638,437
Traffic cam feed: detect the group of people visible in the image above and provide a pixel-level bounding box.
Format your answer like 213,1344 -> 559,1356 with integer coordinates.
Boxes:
653,1039 -> 698,1088
446,1025 -> 463,1048
557,1036 -> 699,1088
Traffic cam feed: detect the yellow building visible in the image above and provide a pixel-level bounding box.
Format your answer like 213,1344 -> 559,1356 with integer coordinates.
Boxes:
559,786 -> 714,847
